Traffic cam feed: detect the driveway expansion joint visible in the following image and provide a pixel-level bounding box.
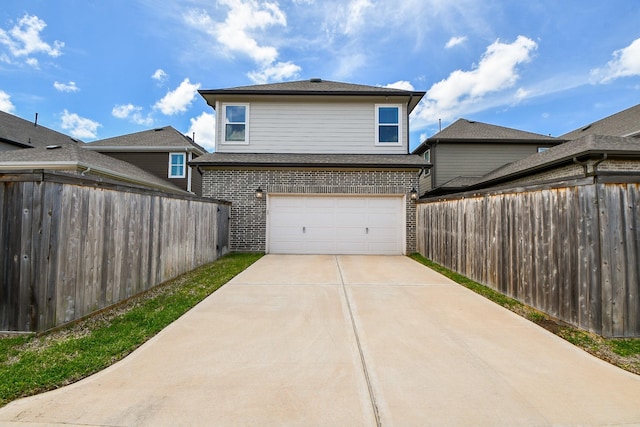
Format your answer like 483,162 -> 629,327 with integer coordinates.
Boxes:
335,255 -> 382,427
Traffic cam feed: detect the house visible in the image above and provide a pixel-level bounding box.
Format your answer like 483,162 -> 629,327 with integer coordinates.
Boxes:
192,78 -> 430,255
561,103 -> 640,140
84,126 -> 207,195
0,143 -> 187,194
0,110 -> 82,151
412,119 -> 563,196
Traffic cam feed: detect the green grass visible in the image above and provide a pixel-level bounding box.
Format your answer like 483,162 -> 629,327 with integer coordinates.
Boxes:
0,252 -> 262,408
608,339 -> 640,357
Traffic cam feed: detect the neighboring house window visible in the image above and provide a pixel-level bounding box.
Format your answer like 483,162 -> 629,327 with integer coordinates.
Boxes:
537,147 -> 549,153
223,103 -> 249,144
375,104 -> 401,145
423,149 -> 431,162
169,153 -> 186,178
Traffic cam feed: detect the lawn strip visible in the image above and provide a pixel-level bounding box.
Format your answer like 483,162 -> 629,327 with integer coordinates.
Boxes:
409,253 -> 640,376
0,252 -> 262,407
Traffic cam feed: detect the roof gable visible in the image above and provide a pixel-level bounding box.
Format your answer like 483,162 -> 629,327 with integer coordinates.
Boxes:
85,126 -> 207,154
413,118 -> 561,154
0,110 -> 82,148
561,103 -> 640,140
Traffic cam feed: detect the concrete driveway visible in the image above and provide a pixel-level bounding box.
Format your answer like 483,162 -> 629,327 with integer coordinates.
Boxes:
1,255 -> 640,426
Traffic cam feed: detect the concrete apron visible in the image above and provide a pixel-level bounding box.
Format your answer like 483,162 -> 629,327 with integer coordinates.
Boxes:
1,255 -> 640,426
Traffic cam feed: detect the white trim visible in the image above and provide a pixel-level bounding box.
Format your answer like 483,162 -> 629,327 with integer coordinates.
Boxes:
221,103 -> 250,145
84,146 -> 205,155
374,104 -> 402,146
187,152 -> 193,193
168,152 -> 186,178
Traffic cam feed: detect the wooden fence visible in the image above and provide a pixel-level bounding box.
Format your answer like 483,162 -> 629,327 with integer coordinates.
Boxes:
416,177 -> 640,338
0,171 -> 230,333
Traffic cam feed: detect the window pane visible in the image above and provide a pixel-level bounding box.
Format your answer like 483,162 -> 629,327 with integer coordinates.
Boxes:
379,125 -> 398,142
226,105 -> 246,123
378,107 -> 398,124
226,124 -> 246,141
169,153 -> 185,177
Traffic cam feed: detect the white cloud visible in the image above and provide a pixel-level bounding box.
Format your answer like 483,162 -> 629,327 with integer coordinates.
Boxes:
60,110 -> 101,140
383,80 -> 415,91
54,81 -> 79,93
414,36 -> 537,124
248,61 -> 301,84
591,37 -> 640,83
153,78 -> 201,115
112,104 -> 153,126
0,14 -> 63,66
187,112 -> 216,152
343,0 -> 373,35
445,36 -> 467,49
0,90 -> 15,113
151,68 -> 168,82
184,2 -> 300,83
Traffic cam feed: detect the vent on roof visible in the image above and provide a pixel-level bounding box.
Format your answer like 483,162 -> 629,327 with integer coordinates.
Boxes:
581,124 -> 592,132
46,145 -> 62,150
309,78 -> 322,83
154,128 -> 164,132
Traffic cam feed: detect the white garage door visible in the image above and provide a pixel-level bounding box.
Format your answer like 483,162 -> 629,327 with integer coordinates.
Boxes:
267,195 -> 405,255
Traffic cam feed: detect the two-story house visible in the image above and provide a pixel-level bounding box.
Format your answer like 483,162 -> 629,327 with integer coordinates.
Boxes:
192,79 -> 429,255
412,118 -> 563,196
84,126 -> 207,195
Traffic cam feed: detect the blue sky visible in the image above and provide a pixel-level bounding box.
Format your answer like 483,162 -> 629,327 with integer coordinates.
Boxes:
1,0 -> 639,152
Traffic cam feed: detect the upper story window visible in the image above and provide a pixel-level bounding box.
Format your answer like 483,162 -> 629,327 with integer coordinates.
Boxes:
537,147 -> 549,153
375,105 -> 401,145
169,153 -> 186,178
223,103 -> 250,144
423,148 -> 431,162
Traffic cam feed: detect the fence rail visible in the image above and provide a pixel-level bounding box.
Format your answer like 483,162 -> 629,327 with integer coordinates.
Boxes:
1,171 -> 230,332
416,177 -> 640,338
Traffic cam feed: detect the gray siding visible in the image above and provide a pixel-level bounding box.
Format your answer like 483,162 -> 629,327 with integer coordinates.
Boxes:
216,101 -> 408,154
97,151 -> 202,196
435,143 -> 552,187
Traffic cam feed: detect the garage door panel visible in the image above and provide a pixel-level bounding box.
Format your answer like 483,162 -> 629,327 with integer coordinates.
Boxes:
268,195 -> 404,255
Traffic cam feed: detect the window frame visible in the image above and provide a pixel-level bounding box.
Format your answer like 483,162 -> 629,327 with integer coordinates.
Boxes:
222,103 -> 250,145
375,104 -> 402,146
168,152 -> 186,178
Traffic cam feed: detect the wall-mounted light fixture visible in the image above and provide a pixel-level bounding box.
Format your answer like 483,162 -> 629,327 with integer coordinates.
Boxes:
410,188 -> 418,200
255,187 -> 264,199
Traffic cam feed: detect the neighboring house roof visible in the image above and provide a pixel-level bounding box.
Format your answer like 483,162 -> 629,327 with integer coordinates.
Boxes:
561,103 -> 640,140
199,78 -> 426,113
413,118 -> 562,154
191,153 -> 430,169
435,134 -> 640,194
84,126 -> 207,154
0,143 -> 187,194
0,110 -> 82,149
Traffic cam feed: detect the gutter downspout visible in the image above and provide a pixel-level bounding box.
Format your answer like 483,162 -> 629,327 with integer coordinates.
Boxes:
572,153 -> 607,177
187,150 -> 193,193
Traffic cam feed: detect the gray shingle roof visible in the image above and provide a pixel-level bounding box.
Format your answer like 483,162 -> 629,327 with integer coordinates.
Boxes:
191,153 -> 430,169
85,126 -> 207,154
413,118 -> 561,154
465,134 -> 640,189
561,104 -> 640,140
0,143 -> 186,194
199,79 -> 426,113
0,110 -> 82,148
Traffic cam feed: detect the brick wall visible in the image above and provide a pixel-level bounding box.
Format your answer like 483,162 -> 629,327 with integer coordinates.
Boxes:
202,168 -> 419,253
